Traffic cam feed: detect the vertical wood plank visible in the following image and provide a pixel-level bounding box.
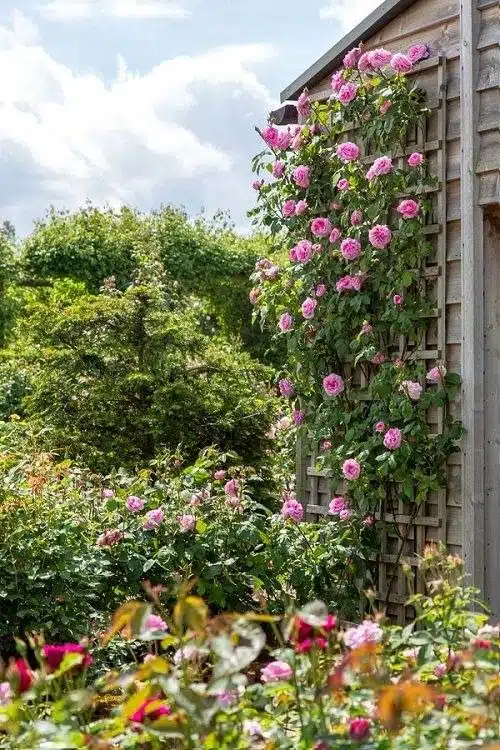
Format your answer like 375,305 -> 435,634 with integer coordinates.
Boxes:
460,0 -> 485,594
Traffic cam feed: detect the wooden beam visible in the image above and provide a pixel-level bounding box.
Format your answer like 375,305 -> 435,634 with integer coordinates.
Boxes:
460,0 -> 485,595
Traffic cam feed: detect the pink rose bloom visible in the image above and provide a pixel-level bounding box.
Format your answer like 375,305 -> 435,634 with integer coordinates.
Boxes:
293,239 -> 313,264
374,421 -> 386,433
97,529 -> 124,547
224,478 -> 240,496
178,514 -> 196,533
368,47 -> 392,68
281,496 -> 304,522
293,409 -> 306,425
272,160 -> 285,178
278,378 -> 295,398
343,46 -> 362,68
311,217 -> 331,237
336,141 -> 360,162
282,199 -> 296,218
293,165 -> 310,188
393,294 -> 403,306
0,682 -> 11,706
397,199 -> 420,218
368,224 -> 392,249
361,320 -> 373,335
249,288 -> 260,305
315,283 -> 326,297
261,126 -> 280,148
351,210 -> 363,226
427,365 -> 447,384
279,312 -> 294,332
323,373 -> 344,396
213,470 -> 226,480
372,352 -> 387,365
336,275 -> 362,292
143,508 -> 165,530
261,660 -> 293,683
342,459 -> 361,481
368,48 -> 393,68
434,663 -> 447,678
345,620 -> 383,648
400,380 -> 423,401
102,488 -> 114,499
349,718 -> 371,741
368,155 -> 393,178
391,52 -> 413,73
145,614 -> 168,631
126,495 -> 145,512
263,264 -> 279,280
296,89 -> 312,118
331,70 -> 346,92
340,238 -> 361,261
301,297 -> 318,319
408,43 -> 430,63
252,179 -> 264,191
379,99 -> 392,115
295,199 -> 308,215
329,227 -> 342,244
358,52 -> 372,71
383,427 -> 402,450
350,275 -> 363,291
339,508 -> 352,521
337,178 -> 350,191
408,151 -> 424,167
338,82 -> 358,105
277,129 -> 292,150
329,496 -> 347,515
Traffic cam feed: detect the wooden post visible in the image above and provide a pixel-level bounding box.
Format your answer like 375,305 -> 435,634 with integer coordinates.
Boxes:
460,0 -> 485,595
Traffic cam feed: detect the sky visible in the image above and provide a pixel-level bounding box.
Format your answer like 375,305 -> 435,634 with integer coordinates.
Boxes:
0,0 -> 382,235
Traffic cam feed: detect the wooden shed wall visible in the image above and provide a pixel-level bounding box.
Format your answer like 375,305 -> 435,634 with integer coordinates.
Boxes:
295,0 -> 499,622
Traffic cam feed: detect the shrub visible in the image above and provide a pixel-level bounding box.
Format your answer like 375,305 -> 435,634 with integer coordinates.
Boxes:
1,548 -> 498,748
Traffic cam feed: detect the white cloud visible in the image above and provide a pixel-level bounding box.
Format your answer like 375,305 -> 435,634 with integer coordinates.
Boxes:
0,11 -> 275,232
319,0 -> 382,34
39,0 -> 190,22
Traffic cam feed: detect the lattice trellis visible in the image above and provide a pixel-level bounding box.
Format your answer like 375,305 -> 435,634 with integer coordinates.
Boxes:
296,57 -> 451,624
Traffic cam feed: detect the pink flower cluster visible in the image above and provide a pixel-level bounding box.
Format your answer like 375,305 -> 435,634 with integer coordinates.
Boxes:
292,165 -> 310,188
311,217 -> 331,237
329,227 -> 341,244
383,427 -> 403,450
427,365 -> 447,384
293,408 -> 306,425
400,380 -> 423,400
408,151 -> 424,167
260,660 -> 293,683
397,199 -> 420,218
224,478 -> 240,496
145,614 -> 168,632
281,493 -> 304,522
340,237 -> 361,261
143,508 -> 165,530
343,458 -> 361,481
302,297 -> 318,319
278,378 -> 294,398
323,372 -> 344,396
336,275 -> 362,292
337,141 -> 360,162
366,155 -> 393,180
290,239 -> 313,264
296,89 -> 312,118
368,224 -> 392,249
261,126 -> 293,151
97,528 -> 124,547
338,81 -> 358,105
279,312 -> 293,332
328,496 -> 351,521
126,495 -> 145,512
344,619 -> 383,648
178,514 -> 196,533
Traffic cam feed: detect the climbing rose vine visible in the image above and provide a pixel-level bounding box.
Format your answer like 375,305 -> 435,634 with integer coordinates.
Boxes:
249,43 -> 462,524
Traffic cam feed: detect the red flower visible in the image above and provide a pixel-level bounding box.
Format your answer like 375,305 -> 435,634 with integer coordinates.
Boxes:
295,618 -> 314,643
322,615 -> 337,632
349,717 -> 371,741
472,638 -> 492,650
295,638 -> 313,654
9,659 -> 33,693
42,643 -> 92,671
130,697 -> 171,723
314,636 -> 328,650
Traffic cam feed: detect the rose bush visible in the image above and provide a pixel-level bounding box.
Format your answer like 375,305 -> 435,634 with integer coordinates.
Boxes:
249,43 -> 462,536
1,547 -> 498,749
